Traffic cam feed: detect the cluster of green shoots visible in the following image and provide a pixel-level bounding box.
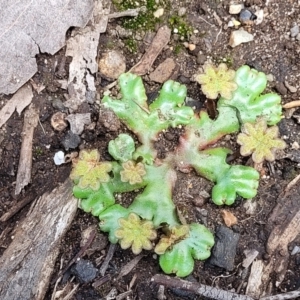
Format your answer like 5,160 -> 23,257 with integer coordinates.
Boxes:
70,63 -> 285,277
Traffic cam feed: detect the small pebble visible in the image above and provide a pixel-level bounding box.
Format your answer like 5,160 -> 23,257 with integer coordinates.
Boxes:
229,4 -> 244,14
54,151 -> 65,165
290,24 -> 299,38
153,8 -> 164,18
239,9 -> 257,25
229,29 -> 254,48
254,9 -> 264,25
188,43 -> 196,51
61,131 -> 81,150
291,245 -> 300,255
51,112 -> 68,131
266,74 -> 274,82
178,7 -> 187,17
98,50 -> 126,79
284,81 -> 297,93
275,82 -> 288,95
51,98 -> 65,111
196,52 -> 206,64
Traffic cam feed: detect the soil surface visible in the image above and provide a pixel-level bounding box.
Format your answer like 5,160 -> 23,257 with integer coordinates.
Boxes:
1,0 -> 300,299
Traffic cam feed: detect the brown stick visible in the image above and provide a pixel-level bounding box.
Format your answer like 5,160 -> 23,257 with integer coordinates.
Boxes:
152,274 -> 254,300
0,193 -> 37,222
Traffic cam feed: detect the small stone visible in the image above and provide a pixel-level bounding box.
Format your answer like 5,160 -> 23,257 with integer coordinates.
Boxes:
290,24 -> 299,38
71,259 -> 98,283
66,113 -> 91,135
291,141 -> 300,150
51,98 -> 65,111
199,190 -> 210,198
239,9 -> 257,25
98,50 -> 126,79
275,82 -> 288,95
54,151 -> 65,165
178,7 -> 187,17
99,108 -> 121,132
266,74 -> 274,82
196,52 -> 206,65
149,58 -> 178,83
51,112 -> 67,131
193,196 -> 207,207
209,226 -> 240,271
229,29 -> 254,47
221,210 -> 238,227
153,8 -> 164,18
229,4 -> 244,14
61,131 -> 81,150
296,33 -> 300,41
291,245 -> 300,255
284,81 -> 297,93
188,43 -> 196,51
254,9 -> 264,25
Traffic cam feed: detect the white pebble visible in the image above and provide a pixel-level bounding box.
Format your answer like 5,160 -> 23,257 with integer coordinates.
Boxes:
54,151 -> 65,165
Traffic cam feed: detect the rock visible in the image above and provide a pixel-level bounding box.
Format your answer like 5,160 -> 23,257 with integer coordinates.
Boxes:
99,108 -> 121,132
115,25 -> 132,38
51,98 -> 65,111
275,82 -> 288,95
192,196 -> 207,207
229,29 -> 254,48
61,131 -> 81,150
239,9 -> 257,25
209,225 -> 240,271
66,113 -> 91,135
196,52 -> 206,65
71,259 -> 98,283
290,24 -> 299,38
291,245 -> 300,255
153,8 -> 164,18
266,74 -> 274,82
254,9 -> 264,25
221,210 -> 238,227
178,7 -> 187,17
98,50 -> 126,80
229,4 -> 244,14
51,112 -> 68,131
284,81 -> 297,93
149,58 -> 179,83
53,151 -> 65,165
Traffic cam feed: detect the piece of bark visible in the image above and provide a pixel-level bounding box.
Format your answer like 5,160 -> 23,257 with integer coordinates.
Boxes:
0,179 -> 77,300
15,103 -> 39,195
130,25 -> 171,75
247,183 -> 300,298
152,274 -> 254,300
0,0 -> 93,95
65,0 -> 110,111
245,260 -> 264,299
0,84 -> 33,128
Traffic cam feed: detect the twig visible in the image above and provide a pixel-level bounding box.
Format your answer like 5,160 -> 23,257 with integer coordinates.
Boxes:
260,289 -> 300,300
283,100 -> 300,109
198,16 -> 215,27
152,274 -> 254,300
117,254 -> 144,280
215,27 -> 222,44
0,193 -> 37,222
99,243 -> 117,276
285,173 -> 300,192
116,290 -> 133,300
108,7 -> 146,19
